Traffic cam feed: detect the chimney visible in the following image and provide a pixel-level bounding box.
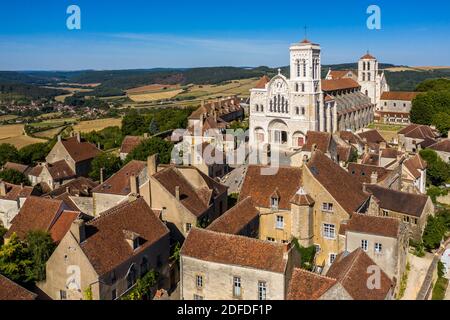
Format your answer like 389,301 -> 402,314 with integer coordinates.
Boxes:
362,182 -> 367,193
379,141 -> 387,150
370,171 -> 378,184
66,186 -> 70,194
100,168 -> 104,184
147,154 -> 158,176
70,219 -> 86,243
130,174 -> 138,195
0,181 -> 6,196
283,242 -> 292,260
97,142 -> 101,150
76,132 -> 81,143
57,135 -> 62,142
175,186 -> 180,201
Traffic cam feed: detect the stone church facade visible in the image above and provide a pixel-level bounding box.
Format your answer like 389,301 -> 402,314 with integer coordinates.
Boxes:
249,39 -> 384,151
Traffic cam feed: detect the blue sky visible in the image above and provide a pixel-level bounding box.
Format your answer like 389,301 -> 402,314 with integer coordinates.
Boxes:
0,0 -> 449,70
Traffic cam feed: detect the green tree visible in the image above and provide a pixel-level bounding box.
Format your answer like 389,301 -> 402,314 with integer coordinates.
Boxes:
0,226 -> 6,246
419,149 -> 450,186
24,231 -> 56,282
19,142 -> 50,165
125,137 -> 173,164
0,169 -> 30,186
0,233 -> 32,283
0,143 -> 19,166
416,78 -> 450,92
122,270 -> 159,300
121,109 -> 146,136
89,153 -> 122,182
411,90 -> 450,126
148,118 -> 160,135
432,112 -> 450,137
422,215 -> 446,251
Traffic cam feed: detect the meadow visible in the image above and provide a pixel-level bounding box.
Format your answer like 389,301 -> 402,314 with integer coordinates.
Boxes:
0,124 -> 46,148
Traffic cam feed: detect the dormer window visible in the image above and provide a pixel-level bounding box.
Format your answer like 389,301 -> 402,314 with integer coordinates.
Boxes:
123,230 -> 141,251
271,196 -> 279,210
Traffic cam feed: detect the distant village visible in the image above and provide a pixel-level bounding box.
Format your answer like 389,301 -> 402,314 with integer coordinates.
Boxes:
1,38 -> 450,301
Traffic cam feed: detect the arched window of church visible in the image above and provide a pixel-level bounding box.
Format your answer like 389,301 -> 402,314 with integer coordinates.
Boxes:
303,60 -> 307,77
367,62 -> 371,71
365,90 -> 368,96
296,60 -> 301,77
285,101 -> 289,113
296,107 -> 300,115
269,100 -> 273,112
362,73 -> 366,81
363,62 -> 366,70
368,73 -> 371,81
301,83 -> 305,92
281,96 -> 285,112
261,105 -> 264,112
277,94 -> 281,112
295,83 -> 299,92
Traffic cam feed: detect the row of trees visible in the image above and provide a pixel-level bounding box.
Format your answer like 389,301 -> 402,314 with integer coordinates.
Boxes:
411,79 -> 450,136
0,140 -> 56,167
89,137 -> 174,182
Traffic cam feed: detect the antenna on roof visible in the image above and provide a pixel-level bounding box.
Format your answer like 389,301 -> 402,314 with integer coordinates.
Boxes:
303,25 -> 308,41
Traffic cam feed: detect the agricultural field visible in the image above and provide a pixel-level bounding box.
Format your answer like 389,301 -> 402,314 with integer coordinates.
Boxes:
0,124 -> 46,148
176,78 -> 259,100
33,127 -> 66,139
48,86 -> 94,102
0,115 -> 18,121
128,89 -> 184,102
126,84 -> 180,94
72,118 -> 122,132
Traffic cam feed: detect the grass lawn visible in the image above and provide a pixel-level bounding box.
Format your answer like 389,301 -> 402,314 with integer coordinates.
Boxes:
432,277 -> 449,300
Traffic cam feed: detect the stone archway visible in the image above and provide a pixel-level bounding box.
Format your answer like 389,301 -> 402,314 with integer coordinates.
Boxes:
292,131 -> 306,147
268,119 -> 289,145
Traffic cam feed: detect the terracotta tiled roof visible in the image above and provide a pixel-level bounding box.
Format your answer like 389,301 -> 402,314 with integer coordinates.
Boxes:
337,145 -> 352,162
28,165 -> 43,177
290,189 -> 315,207
360,53 -> 376,60
207,196 -> 259,235
339,131 -> 364,145
120,136 -> 145,154
3,162 -> 30,174
46,160 -> 76,180
404,154 -> 427,179
366,184 -> 429,217
81,197 -> 169,276
348,163 -> 391,184
152,166 -> 213,217
254,75 -> 270,89
381,148 -> 400,159
5,196 -> 64,239
361,153 -> 379,166
302,131 -> 331,153
61,137 -> 101,163
327,70 -> 353,80
326,248 -> 393,300
321,79 -> 360,92
307,151 -> 369,214
398,124 -> 438,140
340,213 -> 400,238
49,210 -> 80,243
46,177 -> 98,198
380,91 -> 420,101
240,165 -> 302,210
429,139 -> 450,153
0,182 -> 35,201
358,130 -> 386,144
287,268 -> 336,300
181,228 -> 289,273
0,275 -> 37,300
93,160 -> 146,195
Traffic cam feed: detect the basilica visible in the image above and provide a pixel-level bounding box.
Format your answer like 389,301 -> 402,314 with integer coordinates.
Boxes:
249,39 -> 389,150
